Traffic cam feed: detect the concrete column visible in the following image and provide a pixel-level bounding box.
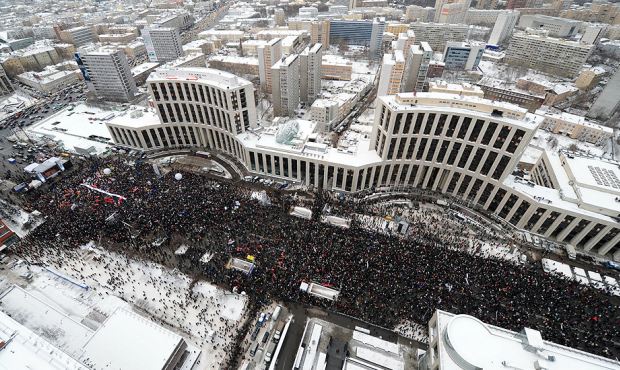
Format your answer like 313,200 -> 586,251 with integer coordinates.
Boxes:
570,221 -> 596,246
557,217 -> 581,242
543,214 -> 567,238
504,198 -> 524,223
531,209 -> 552,233
584,225 -> 612,252
598,233 -> 620,256
516,203 -> 537,229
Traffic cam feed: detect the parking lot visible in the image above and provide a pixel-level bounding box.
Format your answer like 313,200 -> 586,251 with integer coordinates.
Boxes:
239,304 -> 289,370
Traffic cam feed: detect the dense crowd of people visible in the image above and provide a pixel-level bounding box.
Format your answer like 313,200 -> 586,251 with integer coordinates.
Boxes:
13,157 -> 620,364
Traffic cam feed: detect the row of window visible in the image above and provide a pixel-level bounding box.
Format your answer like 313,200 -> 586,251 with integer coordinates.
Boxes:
156,102 -> 251,135
150,81 -> 248,111
109,125 -> 245,160
377,110 -> 525,156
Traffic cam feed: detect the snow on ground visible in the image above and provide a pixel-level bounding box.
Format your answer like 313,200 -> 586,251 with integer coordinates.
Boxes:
13,242 -> 248,369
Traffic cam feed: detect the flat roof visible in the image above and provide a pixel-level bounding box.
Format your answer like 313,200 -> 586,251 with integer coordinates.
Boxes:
0,310 -> 87,370
148,66 -> 253,90
81,308 -> 184,370
434,310 -> 620,370
563,154 -> 620,195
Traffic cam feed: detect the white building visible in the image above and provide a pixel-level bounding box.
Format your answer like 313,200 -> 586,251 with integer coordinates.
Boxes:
410,22 -> 469,50
518,14 -> 582,38
402,42 -> 432,92
300,43 -> 322,105
488,10 -> 520,45
311,99 -> 339,131
80,47 -> 138,102
505,31 -> 594,78
377,50 -> 406,96
393,30 -> 416,53
258,38 -> 282,94
536,109 -> 613,145
142,27 -> 183,63
443,41 -> 485,70
272,54 -> 300,117
16,67 -> 80,93
61,26 -> 95,47
420,310 -> 620,370
106,73 -> 620,260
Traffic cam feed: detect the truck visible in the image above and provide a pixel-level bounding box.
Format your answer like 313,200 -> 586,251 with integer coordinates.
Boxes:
272,321 -> 285,343
272,305 -> 282,321
264,342 -> 276,364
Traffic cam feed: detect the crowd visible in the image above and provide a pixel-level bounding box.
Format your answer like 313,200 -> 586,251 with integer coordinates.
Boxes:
13,157 -> 620,364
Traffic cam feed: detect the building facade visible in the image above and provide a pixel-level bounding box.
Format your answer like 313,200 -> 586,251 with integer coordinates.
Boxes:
106,70 -> 620,260
272,54 -> 300,117
80,48 -> 138,102
410,22 -> 469,50
443,41 -> 484,70
377,50 -> 405,96
504,31 -> 593,78
0,65 -> 14,96
299,43 -> 323,105
257,38 -> 282,94
488,10 -> 520,45
142,27 -> 183,63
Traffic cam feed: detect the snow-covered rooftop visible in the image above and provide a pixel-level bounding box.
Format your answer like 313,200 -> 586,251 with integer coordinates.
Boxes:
434,310 -> 620,370
0,309 -> 87,370
148,67 -> 253,90
81,308 -> 185,370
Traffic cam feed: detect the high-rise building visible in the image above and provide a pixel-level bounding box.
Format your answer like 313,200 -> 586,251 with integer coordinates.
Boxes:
505,31 -> 593,78
488,10 -> 520,45
142,27 -> 183,63
377,51 -> 406,96
0,65 -> 14,96
443,41 -> 485,70
402,42 -> 432,92
258,38 -> 282,94
80,48 -> 137,102
393,30 -> 416,53
588,68 -> 620,120
410,22 -> 469,50
465,9 -> 505,26
274,8 -> 286,26
300,43 -> 323,105
272,54 -> 300,116
581,24 -> 606,44
328,18 -> 385,59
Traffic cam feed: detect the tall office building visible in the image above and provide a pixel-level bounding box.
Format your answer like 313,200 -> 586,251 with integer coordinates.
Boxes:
142,27 -> 183,63
505,31 -> 593,78
377,50 -> 406,96
443,41 -> 485,70
328,18 -> 385,59
488,10 -> 520,45
274,8 -> 286,26
300,43 -> 323,105
402,42 -> 432,92
272,54 -> 300,117
0,65 -> 14,96
80,48 -> 137,102
587,68 -> 620,120
258,38 -> 282,94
